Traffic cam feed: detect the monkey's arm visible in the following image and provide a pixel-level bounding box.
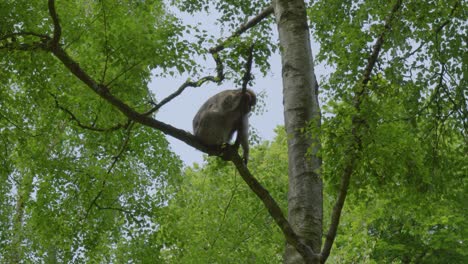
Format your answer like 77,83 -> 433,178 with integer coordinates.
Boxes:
236,114 -> 250,164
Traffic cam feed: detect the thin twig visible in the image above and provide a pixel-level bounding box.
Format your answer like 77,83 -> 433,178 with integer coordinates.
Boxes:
144,53 -> 225,115
50,92 -> 129,132
209,5 -> 274,54
84,121 -> 134,219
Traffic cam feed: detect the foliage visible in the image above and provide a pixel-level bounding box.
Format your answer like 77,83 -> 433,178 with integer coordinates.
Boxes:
0,1 -> 186,262
159,127 -> 289,263
1,0 -> 466,263
312,0 -> 467,262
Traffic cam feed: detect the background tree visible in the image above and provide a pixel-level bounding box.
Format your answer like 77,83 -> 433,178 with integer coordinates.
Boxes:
159,128 -> 289,263
311,0 -> 467,262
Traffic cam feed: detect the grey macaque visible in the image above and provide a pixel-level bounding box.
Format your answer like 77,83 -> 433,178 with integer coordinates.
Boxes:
193,89 -> 256,164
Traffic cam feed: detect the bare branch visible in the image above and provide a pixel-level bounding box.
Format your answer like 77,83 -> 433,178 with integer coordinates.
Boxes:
144,53 -> 225,115
321,1 -> 402,262
241,44 -> 255,92
209,5 -> 274,54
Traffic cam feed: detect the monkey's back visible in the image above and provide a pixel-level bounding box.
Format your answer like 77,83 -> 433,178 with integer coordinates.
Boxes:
193,90 -> 242,145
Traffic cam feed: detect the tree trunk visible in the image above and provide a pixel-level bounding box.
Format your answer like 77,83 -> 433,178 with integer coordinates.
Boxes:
273,1 -> 322,263
9,174 -> 33,263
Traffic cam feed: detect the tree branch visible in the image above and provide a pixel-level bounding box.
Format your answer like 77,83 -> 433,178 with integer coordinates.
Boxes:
361,0 -> 402,88
320,1 -> 402,262
144,53 -> 225,115
0,32 -> 49,41
50,92 -> 130,132
143,5 -> 270,114
0,31 -> 49,51
241,44 -> 255,92
209,5 -> 274,54
230,153 -> 320,263
94,203 -> 143,225
48,0 -> 61,47
85,122 -> 135,219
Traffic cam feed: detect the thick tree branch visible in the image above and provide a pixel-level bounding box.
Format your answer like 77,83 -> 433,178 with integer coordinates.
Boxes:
320,1 -> 402,262
48,0 -> 61,47
50,43 -> 216,153
230,153 -> 320,263
209,5 -> 274,54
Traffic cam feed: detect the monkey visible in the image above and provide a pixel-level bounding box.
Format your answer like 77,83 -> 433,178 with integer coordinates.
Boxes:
193,89 -> 256,164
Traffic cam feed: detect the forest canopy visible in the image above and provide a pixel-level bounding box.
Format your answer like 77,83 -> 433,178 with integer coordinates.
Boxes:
0,0 -> 466,263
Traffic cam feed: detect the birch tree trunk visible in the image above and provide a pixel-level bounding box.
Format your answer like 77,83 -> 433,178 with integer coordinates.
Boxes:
273,1 -> 322,263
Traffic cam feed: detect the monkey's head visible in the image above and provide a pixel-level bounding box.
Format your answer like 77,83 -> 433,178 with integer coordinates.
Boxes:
243,89 -> 257,112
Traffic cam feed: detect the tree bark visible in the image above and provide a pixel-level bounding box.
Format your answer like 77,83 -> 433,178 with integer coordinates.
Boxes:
273,1 -> 322,263
9,174 -> 34,263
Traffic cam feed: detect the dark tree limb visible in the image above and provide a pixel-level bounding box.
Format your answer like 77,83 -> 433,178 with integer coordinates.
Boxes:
235,44 -> 255,152
320,1 -> 402,263
48,0 -> 61,48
